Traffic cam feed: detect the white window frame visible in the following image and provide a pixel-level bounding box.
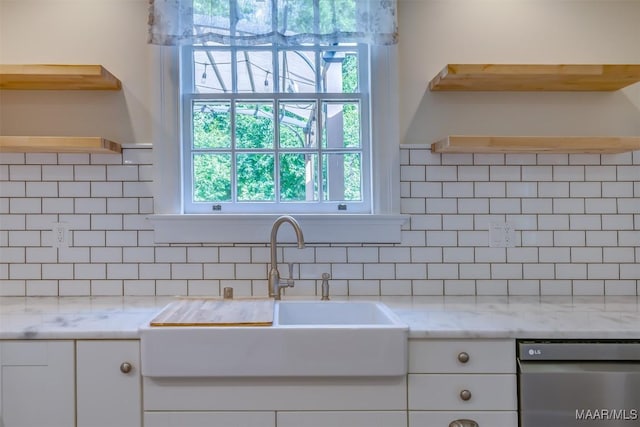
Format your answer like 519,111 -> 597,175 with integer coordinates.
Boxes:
149,44 -> 406,244
181,43 -> 371,214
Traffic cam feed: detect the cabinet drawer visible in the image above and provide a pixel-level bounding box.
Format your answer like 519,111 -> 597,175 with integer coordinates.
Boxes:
144,411 -> 275,427
409,339 -> 515,373
409,410 -> 518,427
408,374 -> 517,411
278,411 -> 406,427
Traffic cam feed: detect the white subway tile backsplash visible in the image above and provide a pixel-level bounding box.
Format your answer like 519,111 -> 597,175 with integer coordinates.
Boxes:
443,182 -> 473,197
474,182 -> 505,197
380,279 -> 412,296
107,263 -> 138,280
91,182 -> 123,197
3,145 -> 640,298
569,214 -> 601,230
523,263 -> 555,279
26,247 -> 57,263
508,280 -> 540,295
603,248 -> 634,263
540,280 -> 572,295
426,198 -> 457,213
26,280 -> 58,296
539,247 -> 571,263
586,230 -> 618,247
553,199 -> 585,214
442,153 -> 473,165
490,198 -> 520,214
522,166 -> 552,181
458,198 -> 489,214
395,263 -> 427,279
123,280 -> 157,296
554,230 -> 586,247
428,263 -> 458,279
522,198 -> 553,214
572,280 -> 604,296
26,182 -> 58,198
443,247 -> 474,262
459,263 -> 490,279
156,280 -> 188,296
105,231 -> 137,249
74,230 -> 106,247
569,154 -> 601,165
426,166 -> 458,182
58,154 -> 89,165
75,165 -> 106,181
604,280 -> 637,296
444,280 -> 476,295
91,247 -> 123,263
58,247 -> 90,263
42,263 -> 73,279
40,197 -> 74,214
507,182 -> 537,198
10,198 -> 41,214
476,279 -> 507,295
554,166 -> 584,181
571,247 -> 603,263
556,263 -> 587,279
412,279 -> 443,295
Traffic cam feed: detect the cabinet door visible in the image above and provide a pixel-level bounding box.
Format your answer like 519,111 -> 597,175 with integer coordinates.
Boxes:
410,411 -> 518,427
144,411 -> 275,427
277,411 -> 407,427
76,340 -> 141,427
0,340 -> 75,427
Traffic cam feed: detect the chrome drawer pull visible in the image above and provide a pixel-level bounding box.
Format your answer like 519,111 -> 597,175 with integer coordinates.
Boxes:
449,420 -> 478,427
459,389 -> 472,401
457,351 -> 470,363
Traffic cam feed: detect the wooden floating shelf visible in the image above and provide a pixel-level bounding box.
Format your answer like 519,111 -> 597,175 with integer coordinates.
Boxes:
432,136 -> 640,154
0,136 -> 122,154
429,64 -> 640,91
0,64 -> 121,90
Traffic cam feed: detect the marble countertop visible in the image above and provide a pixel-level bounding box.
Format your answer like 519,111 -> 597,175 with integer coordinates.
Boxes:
1,295 -> 639,340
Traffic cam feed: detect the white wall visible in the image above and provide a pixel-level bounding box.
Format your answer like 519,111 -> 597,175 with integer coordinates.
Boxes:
398,0 -> 640,145
1,0 -> 640,298
0,0 -> 152,145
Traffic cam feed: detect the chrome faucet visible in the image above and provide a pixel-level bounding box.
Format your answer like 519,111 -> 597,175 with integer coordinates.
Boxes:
268,215 -> 305,300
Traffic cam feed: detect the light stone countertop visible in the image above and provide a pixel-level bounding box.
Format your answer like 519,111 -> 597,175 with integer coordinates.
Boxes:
0,295 -> 639,340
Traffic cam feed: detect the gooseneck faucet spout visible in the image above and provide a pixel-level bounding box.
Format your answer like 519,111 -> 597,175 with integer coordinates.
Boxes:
269,215 -> 305,300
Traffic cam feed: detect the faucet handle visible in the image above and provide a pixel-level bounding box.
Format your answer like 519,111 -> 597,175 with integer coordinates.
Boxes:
284,262 -> 295,287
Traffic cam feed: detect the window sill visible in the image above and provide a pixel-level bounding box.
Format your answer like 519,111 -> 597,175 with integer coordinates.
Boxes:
147,214 -> 408,244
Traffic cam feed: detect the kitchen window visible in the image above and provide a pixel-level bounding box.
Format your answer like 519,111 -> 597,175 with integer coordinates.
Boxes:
148,0 -> 405,243
182,43 -> 370,214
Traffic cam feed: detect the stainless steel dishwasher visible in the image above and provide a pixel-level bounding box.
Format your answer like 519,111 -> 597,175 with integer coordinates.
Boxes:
518,340 -> 640,426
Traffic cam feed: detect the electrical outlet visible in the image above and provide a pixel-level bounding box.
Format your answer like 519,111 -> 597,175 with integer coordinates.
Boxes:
52,222 -> 69,248
489,222 -> 515,248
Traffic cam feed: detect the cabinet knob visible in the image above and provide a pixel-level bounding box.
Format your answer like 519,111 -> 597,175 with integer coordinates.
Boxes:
457,351 -> 470,363
120,362 -> 133,374
459,389 -> 472,401
449,419 -> 479,427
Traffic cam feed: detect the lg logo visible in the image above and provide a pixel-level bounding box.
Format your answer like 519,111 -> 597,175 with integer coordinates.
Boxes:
528,348 -> 542,356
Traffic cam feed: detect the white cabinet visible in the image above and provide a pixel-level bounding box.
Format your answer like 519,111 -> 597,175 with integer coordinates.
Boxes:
277,411 -> 406,427
144,411 -> 275,427
76,340 -> 141,427
0,340 -> 75,427
143,376 -> 407,426
408,339 -> 517,427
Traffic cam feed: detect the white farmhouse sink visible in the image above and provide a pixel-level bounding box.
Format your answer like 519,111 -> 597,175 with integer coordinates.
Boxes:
140,301 -> 408,378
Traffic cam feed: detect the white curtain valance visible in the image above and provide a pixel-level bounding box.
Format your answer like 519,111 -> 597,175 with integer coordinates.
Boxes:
148,0 -> 398,46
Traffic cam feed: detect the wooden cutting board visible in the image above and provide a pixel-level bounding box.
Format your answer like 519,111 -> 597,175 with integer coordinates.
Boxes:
149,298 -> 274,327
